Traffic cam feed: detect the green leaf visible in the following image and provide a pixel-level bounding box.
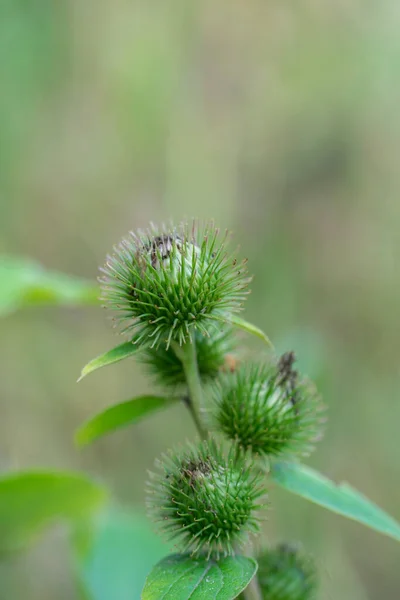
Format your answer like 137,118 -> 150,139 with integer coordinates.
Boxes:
0,471 -> 107,554
0,256 -> 98,316
142,554 -> 258,600
73,509 -> 169,600
271,461 -> 400,543
226,315 -> 274,348
75,395 -> 179,446
78,342 -> 142,381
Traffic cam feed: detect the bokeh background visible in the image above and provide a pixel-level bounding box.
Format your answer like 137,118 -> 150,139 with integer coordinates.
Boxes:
1,1 -> 400,598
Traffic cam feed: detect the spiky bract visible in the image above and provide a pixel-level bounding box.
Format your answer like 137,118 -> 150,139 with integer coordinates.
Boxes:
214,352 -> 324,458
147,440 -> 265,557
139,327 -> 237,388
100,222 -> 250,348
257,543 -> 317,600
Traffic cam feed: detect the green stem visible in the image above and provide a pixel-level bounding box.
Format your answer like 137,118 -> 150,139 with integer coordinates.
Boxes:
182,394 -> 206,439
173,340 -> 261,600
172,340 -> 207,439
241,576 -> 263,600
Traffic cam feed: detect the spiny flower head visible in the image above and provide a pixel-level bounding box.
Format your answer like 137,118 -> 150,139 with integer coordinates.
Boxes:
146,440 -> 266,558
100,222 -> 250,348
139,327 -> 238,388
257,543 -> 317,600
213,352 -> 324,458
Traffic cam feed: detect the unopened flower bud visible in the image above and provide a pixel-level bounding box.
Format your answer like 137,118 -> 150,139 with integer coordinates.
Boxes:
147,440 -> 266,557
257,543 -> 317,600
213,352 -> 324,458
100,222 -> 250,348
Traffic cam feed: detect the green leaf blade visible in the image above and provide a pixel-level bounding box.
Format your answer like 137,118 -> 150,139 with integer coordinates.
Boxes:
0,256 -> 98,316
78,342 -> 141,381
142,554 -> 257,600
226,315 -> 274,348
74,509 -> 169,600
271,461 -> 400,542
0,471 -> 107,554
75,395 -> 179,446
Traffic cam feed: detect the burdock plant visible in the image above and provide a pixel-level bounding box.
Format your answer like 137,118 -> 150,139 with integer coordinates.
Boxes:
77,220 -> 400,600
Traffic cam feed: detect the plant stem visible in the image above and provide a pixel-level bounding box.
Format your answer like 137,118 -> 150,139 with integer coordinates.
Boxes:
182,394 -> 206,439
241,576 -> 263,600
174,340 -> 262,600
172,340 -> 208,439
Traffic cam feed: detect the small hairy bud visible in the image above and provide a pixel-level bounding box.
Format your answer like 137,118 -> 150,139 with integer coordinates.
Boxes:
257,543 -> 317,600
213,352 -> 324,458
99,222 -> 250,348
146,440 -> 266,558
139,327 -> 237,388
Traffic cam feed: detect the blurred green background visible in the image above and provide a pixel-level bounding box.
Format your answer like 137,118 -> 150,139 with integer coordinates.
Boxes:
1,1 -> 400,598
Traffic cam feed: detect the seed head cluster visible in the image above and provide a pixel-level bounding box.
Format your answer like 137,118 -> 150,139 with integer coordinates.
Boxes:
100,222 -> 250,348
147,441 -> 266,558
139,327 -> 237,388
257,543 -> 317,600
214,352 -> 324,458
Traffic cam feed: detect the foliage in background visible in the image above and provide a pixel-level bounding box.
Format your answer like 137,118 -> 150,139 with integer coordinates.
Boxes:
0,257 -> 97,316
